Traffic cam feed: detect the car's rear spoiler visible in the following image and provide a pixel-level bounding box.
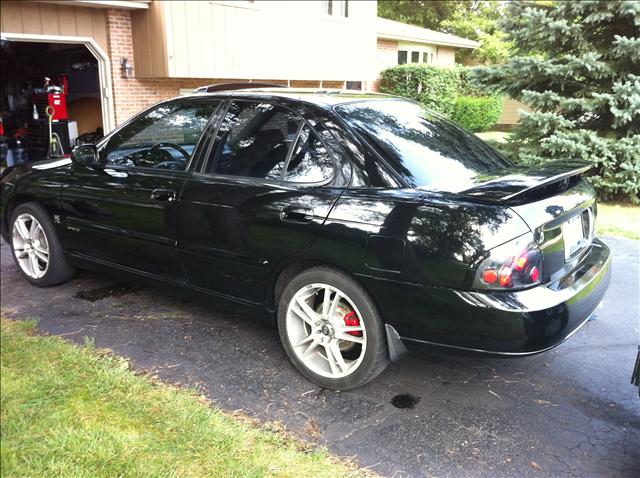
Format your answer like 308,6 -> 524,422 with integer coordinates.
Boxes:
459,162 -> 592,204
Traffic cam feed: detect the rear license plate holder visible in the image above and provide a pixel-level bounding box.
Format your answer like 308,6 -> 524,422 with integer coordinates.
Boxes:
563,214 -> 585,261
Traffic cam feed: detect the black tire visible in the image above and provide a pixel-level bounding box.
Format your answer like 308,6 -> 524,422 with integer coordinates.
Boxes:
277,266 -> 389,390
9,202 -> 75,287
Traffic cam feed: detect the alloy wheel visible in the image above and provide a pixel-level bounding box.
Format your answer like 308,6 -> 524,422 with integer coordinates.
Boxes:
12,213 -> 50,279
286,283 -> 367,379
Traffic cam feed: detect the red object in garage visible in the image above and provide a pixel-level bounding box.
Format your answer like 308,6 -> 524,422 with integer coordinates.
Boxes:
32,93 -> 68,121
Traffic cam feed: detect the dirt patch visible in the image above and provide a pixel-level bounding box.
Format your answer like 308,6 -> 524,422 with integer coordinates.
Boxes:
75,283 -> 141,302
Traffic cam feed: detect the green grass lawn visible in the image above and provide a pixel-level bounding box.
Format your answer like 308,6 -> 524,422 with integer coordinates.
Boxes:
0,319 -> 367,478
597,203 -> 640,240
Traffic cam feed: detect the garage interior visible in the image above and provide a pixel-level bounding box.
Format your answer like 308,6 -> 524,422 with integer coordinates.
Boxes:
0,40 -> 105,166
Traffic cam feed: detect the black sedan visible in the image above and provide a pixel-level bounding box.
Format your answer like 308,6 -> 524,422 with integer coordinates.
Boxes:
0,88 -> 611,389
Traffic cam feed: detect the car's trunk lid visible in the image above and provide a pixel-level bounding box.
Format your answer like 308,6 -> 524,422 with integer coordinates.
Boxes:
457,161 -> 592,204
461,161 -> 598,285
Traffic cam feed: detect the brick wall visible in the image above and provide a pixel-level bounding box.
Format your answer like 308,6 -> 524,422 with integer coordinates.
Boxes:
377,39 -> 398,71
377,38 -> 398,68
372,38 -> 398,91
286,80 -> 346,88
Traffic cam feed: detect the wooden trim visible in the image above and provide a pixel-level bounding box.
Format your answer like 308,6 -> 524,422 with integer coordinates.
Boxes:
37,1 -> 150,10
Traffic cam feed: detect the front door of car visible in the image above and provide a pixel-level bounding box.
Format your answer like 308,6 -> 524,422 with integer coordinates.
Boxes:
179,99 -> 348,304
59,98 -> 221,280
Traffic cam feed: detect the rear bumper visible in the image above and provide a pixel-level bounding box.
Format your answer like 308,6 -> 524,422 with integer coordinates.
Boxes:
361,238 -> 611,354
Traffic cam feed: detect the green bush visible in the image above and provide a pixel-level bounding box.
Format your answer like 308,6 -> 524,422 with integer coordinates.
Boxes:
379,64 -> 463,116
451,95 -> 504,132
379,64 -> 504,131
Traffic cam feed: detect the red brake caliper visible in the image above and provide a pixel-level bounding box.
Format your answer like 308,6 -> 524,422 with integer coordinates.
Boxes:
343,310 -> 363,336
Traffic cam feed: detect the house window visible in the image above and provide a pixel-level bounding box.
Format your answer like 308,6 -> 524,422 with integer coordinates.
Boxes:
346,81 -> 362,90
397,45 -> 437,65
322,0 -> 348,18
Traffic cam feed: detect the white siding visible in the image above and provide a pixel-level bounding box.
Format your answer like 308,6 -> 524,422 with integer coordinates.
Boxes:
135,0 -> 377,81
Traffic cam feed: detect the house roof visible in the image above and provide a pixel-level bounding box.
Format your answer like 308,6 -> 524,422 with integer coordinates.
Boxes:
377,17 -> 480,49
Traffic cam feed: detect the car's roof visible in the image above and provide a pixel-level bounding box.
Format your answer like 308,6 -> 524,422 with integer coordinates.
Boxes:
180,88 -> 395,109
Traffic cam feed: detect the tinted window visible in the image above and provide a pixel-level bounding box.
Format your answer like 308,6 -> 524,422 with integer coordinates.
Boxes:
104,101 -> 219,170
398,51 -> 407,65
206,101 -> 300,179
323,119 -> 399,188
284,125 -> 334,183
335,100 -> 511,191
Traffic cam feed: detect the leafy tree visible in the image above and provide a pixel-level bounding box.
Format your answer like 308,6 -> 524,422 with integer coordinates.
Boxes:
440,2 -> 511,64
378,0 -> 463,31
378,1 -> 511,64
471,1 -> 640,202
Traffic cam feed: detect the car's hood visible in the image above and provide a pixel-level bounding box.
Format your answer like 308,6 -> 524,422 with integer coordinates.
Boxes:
455,161 -> 592,203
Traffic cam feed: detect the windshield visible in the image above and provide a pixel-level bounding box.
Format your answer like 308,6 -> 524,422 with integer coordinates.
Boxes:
335,99 -> 511,191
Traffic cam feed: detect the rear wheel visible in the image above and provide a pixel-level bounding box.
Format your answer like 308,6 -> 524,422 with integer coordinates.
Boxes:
10,202 -> 75,286
277,267 -> 388,390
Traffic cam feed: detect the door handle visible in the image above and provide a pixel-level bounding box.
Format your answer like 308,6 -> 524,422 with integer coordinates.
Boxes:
150,189 -> 176,202
280,207 -> 314,223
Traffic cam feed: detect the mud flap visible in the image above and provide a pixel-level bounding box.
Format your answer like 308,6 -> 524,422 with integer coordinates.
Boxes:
385,324 -> 407,363
632,346 -> 640,398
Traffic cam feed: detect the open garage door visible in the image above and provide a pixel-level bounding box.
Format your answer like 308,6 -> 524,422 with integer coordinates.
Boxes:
1,36 -> 114,164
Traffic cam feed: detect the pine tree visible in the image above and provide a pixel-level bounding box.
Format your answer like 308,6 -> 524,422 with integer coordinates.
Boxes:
471,1 -> 640,202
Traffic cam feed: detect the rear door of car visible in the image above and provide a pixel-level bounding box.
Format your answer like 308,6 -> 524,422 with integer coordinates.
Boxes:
178,98 -> 349,304
59,98 -> 223,280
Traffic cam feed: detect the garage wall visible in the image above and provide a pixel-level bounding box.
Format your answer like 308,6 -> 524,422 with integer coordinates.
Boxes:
106,8 -> 349,125
498,97 -> 530,127
435,47 -> 456,67
0,1 -> 108,53
129,0 -> 377,81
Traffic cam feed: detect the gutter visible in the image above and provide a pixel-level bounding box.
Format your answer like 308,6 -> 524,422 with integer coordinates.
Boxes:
377,34 -> 480,50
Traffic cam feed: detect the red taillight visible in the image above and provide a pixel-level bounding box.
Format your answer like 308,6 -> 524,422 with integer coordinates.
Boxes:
515,253 -> 528,271
482,268 -> 498,284
473,234 -> 542,290
499,266 -> 512,286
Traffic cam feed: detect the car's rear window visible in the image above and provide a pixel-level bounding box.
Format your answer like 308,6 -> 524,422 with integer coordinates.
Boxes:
335,99 -> 511,191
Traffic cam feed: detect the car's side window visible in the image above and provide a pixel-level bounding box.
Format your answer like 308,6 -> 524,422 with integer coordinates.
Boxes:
283,124 -> 334,183
205,101 -> 301,179
103,101 -> 220,171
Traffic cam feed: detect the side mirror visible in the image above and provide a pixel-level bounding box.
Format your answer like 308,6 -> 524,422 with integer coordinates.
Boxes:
71,144 -> 99,167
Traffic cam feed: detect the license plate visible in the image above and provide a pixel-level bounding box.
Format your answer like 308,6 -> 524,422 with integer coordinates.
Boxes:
563,214 -> 585,260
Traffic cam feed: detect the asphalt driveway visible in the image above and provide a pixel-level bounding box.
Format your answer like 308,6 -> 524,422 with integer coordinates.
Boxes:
1,236 -> 638,477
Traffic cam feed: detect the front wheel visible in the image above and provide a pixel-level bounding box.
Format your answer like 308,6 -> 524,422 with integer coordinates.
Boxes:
10,202 -> 75,286
277,267 -> 389,390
